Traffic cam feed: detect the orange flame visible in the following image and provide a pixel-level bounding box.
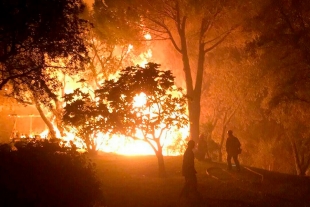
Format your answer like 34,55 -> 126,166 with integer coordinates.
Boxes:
34,33 -> 189,156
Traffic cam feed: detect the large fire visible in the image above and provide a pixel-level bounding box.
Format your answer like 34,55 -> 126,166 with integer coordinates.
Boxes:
59,89 -> 188,155
9,33 -> 189,156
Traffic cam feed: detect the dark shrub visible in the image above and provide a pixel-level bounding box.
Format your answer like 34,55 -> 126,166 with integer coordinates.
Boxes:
0,141 -> 104,207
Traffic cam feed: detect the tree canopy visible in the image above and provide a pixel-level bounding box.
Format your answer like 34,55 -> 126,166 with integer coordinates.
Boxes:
244,0 -> 310,175
0,0 -> 90,138
98,63 -> 188,177
119,0 -> 252,142
0,0 -> 89,92
63,63 -> 188,176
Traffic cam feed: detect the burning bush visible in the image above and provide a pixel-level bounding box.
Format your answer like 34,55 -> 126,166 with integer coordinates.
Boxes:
0,141 -> 104,207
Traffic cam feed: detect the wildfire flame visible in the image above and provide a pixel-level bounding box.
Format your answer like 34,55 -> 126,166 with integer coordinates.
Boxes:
57,91 -> 189,156
11,33 -> 189,156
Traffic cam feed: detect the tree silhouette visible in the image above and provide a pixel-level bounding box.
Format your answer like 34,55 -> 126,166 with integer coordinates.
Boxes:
63,88 -> 110,155
128,0 -> 248,142
0,0 -> 89,138
0,0 -> 89,89
246,0 -> 310,175
97,63 -> 188,177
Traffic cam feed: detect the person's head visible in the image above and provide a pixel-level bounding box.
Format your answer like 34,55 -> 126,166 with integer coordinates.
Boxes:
227,130 -> 233,136
187,140 -> 195,149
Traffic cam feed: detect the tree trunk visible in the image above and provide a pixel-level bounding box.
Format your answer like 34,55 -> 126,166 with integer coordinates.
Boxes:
154,139 -> 166,177
181,31 -> 206,143
180,38 -> 198,142
188,101 -> 201,142
156,147 -> 167,177
218,125 -> 227,162
205,134 -> 211,159
84,132 -> 98,155
290,139 -> 303,175
289,138 -> 310,176
33,96 -> 57,139
146,138 -> 167,178
219,151 -> 223,163
54,100 -> 65,137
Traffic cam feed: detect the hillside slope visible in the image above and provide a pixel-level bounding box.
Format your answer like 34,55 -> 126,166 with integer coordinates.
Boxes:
199,161 -> 310,207
93,154 -> 310,207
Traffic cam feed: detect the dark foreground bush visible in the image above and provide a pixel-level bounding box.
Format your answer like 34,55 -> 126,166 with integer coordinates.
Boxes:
0,141 -> 104,207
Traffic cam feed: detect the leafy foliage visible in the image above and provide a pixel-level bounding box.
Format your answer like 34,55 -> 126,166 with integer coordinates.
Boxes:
0,0 -> 89,90
96,62 -> 188,140
81,0 -> 145,89
63,88 -> 109,154
92,0 -> 142,44
0,141 -> 104,207
244,0 -> 310,175
124,0 -> 251,143
97,62 -> 188,177
63,63 -> 188,176
0,0 -> 90,139
246,0 -> 310,108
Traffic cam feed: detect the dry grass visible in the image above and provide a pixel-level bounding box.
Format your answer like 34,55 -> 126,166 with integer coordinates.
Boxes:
91,154 -> 310,207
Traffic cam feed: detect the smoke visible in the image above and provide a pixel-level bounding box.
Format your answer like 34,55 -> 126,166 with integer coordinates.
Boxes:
149,41 -> 185,88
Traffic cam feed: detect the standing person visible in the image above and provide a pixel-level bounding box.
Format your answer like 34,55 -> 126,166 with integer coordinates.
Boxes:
180,140 -> 199,198
226,130 -> 241,171
197,133 -> 208,161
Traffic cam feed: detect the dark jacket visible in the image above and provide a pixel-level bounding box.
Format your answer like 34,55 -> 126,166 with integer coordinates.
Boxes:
182,148 -> 196,177
226,136 -> 241,156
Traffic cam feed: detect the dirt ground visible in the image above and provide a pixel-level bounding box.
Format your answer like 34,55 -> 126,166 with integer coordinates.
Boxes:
92,154 -> 310,207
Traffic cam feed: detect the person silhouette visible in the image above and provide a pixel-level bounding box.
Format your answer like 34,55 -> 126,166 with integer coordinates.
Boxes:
180,140 -> 200,198
226,130 -> 241,171
197,133 -> 209,161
